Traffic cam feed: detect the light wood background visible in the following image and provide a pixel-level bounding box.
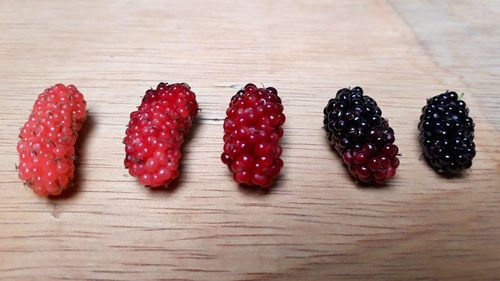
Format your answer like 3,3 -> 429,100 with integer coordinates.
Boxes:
0,0 -> 499,280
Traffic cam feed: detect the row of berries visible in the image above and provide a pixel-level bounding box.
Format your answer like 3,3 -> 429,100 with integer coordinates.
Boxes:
17,83 -> 476,196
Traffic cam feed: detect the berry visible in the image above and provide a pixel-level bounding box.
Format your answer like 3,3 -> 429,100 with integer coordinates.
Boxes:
124,82 -> 198,187
323,87 -> 399,184
17,84 -> 87,196
221,84 -> 285,187
418,91 -> 475,173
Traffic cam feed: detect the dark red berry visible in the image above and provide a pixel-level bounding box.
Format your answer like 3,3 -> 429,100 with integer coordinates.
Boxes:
221,84 -> 285,187
354,152 -> 367,164
323,87 -> 400,184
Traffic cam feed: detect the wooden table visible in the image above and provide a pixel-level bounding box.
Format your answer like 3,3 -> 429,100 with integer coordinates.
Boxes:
1,1 -> 499,280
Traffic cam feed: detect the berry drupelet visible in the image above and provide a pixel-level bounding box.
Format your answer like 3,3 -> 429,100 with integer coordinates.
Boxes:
124,82 -> 198,188
221,83 -> 285,187
418,91 -> 475,173
323,87 -> 399,184
17,84 -> 87,196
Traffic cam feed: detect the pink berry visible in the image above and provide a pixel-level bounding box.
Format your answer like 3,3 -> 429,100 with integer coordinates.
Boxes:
17,84 -> 87,196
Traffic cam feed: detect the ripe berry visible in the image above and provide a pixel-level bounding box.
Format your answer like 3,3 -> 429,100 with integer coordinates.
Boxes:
221,84 -> 285,187
323,87 -> 399,184
418,91 -> 475,173
17,84 -> 87,196
124,82 -> 198,187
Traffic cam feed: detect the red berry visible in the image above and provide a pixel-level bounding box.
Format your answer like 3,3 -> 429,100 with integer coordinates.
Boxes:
354,152 -> 367,164
368,156 -> 381,172
386,167 -> 396,178
124,83 -> 198,188
17,84 -> 87,196
221,84 -> 285,187
362,143 -> 376,156
381,144 -> 397,157
391,157 -> 400,169
342,151 -> 354,164
355,165 -> 371,179
380,156 -> 390,170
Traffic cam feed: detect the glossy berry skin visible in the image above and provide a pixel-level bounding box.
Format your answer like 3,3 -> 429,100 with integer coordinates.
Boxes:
418,91 -> 475,173
124,82 -> 198,188
17,84 -> 87,196
323,87 -> 399,184
221,84 -> 285,187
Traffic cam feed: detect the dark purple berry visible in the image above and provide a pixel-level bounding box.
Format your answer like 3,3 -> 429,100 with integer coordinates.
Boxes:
418,91 -> 475,174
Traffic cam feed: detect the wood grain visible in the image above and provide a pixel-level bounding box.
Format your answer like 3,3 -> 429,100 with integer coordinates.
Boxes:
0,0 -> 499,280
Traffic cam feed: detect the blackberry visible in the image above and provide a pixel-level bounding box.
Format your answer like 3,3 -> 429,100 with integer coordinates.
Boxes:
418,91 -> 475,173
323,87 -> 400,184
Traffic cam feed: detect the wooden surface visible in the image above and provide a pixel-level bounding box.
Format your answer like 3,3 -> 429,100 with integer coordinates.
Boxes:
0,0 -> 499,280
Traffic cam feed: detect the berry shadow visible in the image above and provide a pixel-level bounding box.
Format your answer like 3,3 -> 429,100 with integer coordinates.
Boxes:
354,178 -> 394,189
238,184 -> 273,196
147,113 -> 202,194
50,113 -> 95,200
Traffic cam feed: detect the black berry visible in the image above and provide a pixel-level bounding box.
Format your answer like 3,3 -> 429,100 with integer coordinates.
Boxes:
418,91 -> 475,173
